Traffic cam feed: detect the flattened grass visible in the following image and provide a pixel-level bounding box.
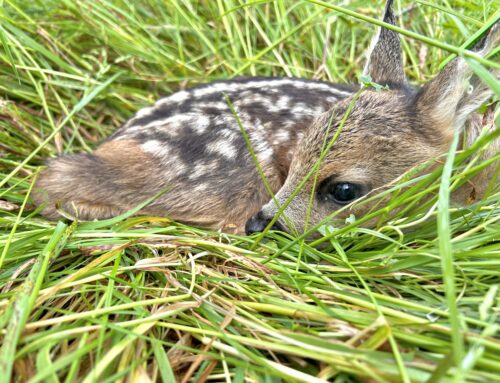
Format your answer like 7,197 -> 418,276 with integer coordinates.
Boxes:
1,1 -> 499,382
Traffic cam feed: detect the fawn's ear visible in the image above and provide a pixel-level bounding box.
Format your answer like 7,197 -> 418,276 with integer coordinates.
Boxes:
363,0 -> 406,85
416,22 -> 499,136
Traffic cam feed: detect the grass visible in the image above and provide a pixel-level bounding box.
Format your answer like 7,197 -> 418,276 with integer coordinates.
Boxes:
0,0 -> 499,382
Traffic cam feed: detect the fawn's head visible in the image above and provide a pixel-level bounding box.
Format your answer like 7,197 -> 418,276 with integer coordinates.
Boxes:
246,0 -> 499,235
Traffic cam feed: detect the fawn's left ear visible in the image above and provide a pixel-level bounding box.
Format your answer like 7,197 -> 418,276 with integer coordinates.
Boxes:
416,22 -> 499,136
363,0 -> 406,86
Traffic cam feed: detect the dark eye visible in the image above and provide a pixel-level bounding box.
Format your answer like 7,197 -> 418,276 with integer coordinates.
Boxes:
330,183 -> 361,204
318,180 -> 363,205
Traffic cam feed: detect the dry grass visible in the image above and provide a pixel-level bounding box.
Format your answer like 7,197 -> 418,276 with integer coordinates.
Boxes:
0,1 -> 499,382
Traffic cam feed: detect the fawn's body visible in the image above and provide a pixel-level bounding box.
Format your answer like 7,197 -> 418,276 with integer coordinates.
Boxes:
34,1 -> 499,234
36,78 -> 356,231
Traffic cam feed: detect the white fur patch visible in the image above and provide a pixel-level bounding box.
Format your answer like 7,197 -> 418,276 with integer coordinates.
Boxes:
149,78 -> 351,113
142,140 -> 187,176
129,113 -> 211,135
134,106 -> 154,119
193,183 -> 209,191
142,139 -> 169,157
166,90 -> 189,103
189,160 -> 219,180
206,139 -> 237,160
192,115 -> 211,134
272,129 -> 290,145
118,78 -> 349,156
267,95 -> 291,112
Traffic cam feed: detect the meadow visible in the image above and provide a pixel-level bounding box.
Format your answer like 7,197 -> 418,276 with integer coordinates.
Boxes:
0,0 -> 499,382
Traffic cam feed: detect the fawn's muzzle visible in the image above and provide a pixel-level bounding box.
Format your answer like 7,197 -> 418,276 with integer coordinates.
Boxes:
245,211 -> 284,235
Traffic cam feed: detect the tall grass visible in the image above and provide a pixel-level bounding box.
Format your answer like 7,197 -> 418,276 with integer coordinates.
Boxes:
0,1 -> 499,382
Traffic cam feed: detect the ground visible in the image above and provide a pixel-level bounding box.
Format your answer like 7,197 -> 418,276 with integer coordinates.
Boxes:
0,1 -> 499,382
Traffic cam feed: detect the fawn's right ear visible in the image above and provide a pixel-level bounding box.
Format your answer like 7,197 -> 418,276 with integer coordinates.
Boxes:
363,0 -> 406,86
416,21 -> 499,137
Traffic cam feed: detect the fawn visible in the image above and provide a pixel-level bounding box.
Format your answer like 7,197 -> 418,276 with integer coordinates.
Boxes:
33,0 -> 499,235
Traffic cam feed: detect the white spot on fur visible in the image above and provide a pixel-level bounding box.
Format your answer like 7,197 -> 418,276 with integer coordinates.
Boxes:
272,129 -> 290,145
192,102 -> 229,114
129,113 -> 211,135
134,106 -> 154,119
207,139 -> 237,160
219,127 -> 238,140
189,160 -> 219,180
291,102 -> 311,115
246,119 -> 274,162
189,165 -> 205,180
147,79 -> 351,114
167,90 -> 189,103
314,106 -> 327,114
267,95 -> 291,112
129,114 -> 190,133
142,139 -> 169,157
193,115 -> 210,134
193,183 -> 209,191
142,140 -> 187,176
257,147 -> 274,161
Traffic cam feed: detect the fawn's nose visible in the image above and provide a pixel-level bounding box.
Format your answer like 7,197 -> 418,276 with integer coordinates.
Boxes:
245,211 -> 285,235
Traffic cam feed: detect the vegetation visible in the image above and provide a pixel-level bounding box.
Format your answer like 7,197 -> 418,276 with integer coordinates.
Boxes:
0,0 -> 499,382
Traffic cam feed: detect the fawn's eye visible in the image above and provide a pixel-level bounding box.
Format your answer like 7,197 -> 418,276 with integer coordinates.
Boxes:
329,182 -> 362,204
318,179 -> 364,205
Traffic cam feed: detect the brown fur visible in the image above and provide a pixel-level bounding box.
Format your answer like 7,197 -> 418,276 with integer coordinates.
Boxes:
34,137 -> 282,231
251,16 -> 499,234
452,107 -> 499,205
257,91 -> 450,233
33,139 -> 162,220
33,2 -> 499,236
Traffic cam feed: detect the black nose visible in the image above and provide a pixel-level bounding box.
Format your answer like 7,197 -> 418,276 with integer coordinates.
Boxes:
245,211 -> 285,235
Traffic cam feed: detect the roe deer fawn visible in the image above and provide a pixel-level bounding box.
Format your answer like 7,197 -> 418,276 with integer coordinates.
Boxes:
33,0 -> 499,235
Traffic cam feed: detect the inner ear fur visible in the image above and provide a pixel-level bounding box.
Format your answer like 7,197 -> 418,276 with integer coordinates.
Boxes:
416,21 -> 499,135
